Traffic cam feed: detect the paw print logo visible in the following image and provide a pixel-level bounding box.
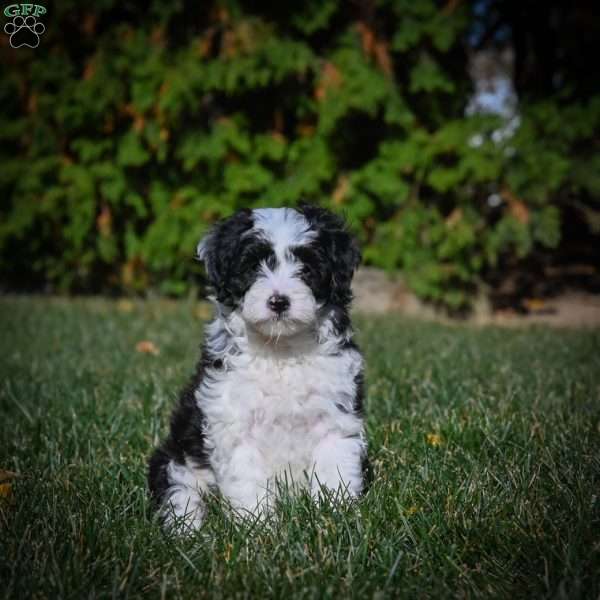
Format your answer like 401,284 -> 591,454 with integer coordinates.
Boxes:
4,15 -> 45,48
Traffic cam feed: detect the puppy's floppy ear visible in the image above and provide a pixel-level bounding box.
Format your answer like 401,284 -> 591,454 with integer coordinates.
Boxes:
297,203 -> 361,307
197,209 -> 254,287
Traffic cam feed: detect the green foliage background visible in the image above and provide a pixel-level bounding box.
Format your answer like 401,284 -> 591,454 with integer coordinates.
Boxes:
1,0 -> 599,306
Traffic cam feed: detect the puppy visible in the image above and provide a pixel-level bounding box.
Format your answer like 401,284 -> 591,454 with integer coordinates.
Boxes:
148,205 -> 366,531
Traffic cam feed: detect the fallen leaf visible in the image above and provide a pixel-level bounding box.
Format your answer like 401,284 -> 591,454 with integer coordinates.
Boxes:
0,483 -> 12,500
524,298 -> 545,311
136,340 -> 160,355
426,433 -> 443,447
223,543 -> 233,562
117,299 -> 134,313
0,470 -> 18,483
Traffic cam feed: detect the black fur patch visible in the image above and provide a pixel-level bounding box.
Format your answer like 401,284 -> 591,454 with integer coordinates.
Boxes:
199,209 -> 255,307
199,211 -> 285,307
147,356 -> 212,510
240,240 -> 278,274
291,205 -> 362,353
294,204 -> 361,309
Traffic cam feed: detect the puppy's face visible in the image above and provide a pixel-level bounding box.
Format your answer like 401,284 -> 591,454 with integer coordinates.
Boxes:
198,206 -> 360,339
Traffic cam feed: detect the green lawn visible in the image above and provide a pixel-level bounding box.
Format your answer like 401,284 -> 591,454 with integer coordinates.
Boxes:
1,297 -> 599,599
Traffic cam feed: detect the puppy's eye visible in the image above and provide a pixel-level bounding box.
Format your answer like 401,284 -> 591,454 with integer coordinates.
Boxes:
291,246 -> 320,270
240,244 -> 276,271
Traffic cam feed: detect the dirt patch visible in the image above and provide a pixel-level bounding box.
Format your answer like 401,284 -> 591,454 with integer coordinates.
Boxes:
488,292 -> 600,328
352,267 -> 600,328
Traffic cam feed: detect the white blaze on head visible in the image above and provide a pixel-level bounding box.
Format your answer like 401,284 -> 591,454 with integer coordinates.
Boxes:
252,208 -> 315,261
240,208 -> 318,339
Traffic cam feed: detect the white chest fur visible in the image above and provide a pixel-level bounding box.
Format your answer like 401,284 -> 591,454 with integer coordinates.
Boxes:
195,347 -> 363,491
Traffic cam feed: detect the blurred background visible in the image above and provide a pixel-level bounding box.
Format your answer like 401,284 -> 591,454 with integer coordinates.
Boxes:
1,0 -> 599,317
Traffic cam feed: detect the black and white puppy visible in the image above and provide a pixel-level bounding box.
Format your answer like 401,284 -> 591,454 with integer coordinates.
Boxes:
148,205 -> 366,531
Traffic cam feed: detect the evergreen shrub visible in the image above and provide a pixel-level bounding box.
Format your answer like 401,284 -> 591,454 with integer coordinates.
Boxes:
1,1 -> 598,306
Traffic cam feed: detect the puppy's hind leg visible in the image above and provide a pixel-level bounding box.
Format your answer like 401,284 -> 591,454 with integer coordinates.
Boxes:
148,449 -> 216,533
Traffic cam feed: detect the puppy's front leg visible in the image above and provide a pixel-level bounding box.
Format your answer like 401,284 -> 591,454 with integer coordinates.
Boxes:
311,434 -> 365,499
219,444 -> 271,517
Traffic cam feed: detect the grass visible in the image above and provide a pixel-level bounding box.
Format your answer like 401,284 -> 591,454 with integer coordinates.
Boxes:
1,296 -> 599,599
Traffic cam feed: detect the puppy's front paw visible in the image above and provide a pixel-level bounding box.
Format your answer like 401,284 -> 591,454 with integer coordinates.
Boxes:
160,495 -> 206,534
227,484 -> 273,520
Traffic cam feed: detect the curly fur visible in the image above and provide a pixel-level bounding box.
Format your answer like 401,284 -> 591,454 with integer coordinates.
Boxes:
148,206 -> 366,531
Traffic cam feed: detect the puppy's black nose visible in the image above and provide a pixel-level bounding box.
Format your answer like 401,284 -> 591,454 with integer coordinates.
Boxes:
267,294 -> 290,314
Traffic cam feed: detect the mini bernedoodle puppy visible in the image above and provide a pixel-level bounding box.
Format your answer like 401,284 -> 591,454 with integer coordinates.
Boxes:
148,205 -> 366,531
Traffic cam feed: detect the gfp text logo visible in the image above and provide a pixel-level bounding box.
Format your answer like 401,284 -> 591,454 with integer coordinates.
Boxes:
4,4 -> 47,48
